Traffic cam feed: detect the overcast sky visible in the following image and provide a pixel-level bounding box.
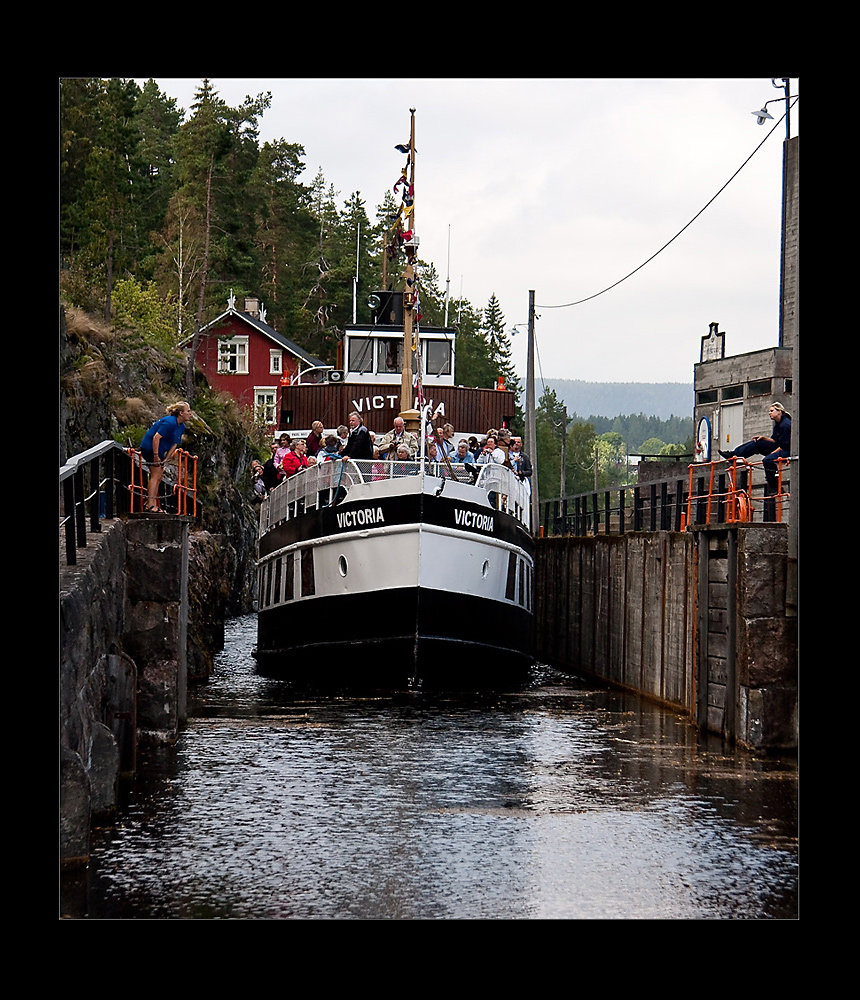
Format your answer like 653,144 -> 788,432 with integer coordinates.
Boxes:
149,77 -> 799,386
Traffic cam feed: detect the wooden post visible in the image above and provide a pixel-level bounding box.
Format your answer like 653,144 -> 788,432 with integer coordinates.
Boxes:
401,109 -> 417,416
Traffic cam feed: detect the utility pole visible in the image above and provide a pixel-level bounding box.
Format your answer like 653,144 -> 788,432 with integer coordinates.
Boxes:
560,405 -> 567,499
526,290 -> 539,533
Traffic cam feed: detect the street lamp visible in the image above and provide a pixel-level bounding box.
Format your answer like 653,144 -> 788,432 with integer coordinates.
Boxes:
751,78 -> 795,140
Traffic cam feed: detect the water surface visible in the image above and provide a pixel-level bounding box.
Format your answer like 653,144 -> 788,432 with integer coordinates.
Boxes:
62,615 -> 798,919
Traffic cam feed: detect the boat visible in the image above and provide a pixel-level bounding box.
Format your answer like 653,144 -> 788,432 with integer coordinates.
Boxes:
254,111 -> 535,689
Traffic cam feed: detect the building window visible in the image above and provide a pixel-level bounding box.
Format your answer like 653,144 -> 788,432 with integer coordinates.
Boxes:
270,350 -> 283,375
697,389 -> 718,405
748,378 -> 772,396
255,388 -> 277,424
218,336 -> 248,374
721,384 -> 744,401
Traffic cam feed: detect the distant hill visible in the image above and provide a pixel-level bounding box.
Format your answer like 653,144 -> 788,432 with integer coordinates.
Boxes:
542,380 -> 694,421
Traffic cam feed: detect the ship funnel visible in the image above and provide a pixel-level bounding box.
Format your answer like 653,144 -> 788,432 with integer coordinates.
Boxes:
369,290 -> 404,326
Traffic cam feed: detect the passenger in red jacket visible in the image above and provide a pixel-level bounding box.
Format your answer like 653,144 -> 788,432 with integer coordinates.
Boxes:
282,439 -> 309,477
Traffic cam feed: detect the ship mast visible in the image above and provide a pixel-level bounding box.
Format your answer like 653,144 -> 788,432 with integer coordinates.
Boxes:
400,108 -> 417,415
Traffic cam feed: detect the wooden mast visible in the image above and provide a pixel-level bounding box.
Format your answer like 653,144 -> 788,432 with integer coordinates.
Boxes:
400,109 -> 417,418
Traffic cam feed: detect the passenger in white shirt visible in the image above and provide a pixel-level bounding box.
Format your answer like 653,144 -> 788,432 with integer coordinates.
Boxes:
476,435 -> 505,465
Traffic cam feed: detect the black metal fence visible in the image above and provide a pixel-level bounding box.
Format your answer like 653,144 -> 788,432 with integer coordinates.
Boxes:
539,460 -> 791,537
60,442 -> 136,565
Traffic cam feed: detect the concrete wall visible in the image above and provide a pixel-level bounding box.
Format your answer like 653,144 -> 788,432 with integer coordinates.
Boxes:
534,526 -> 796,750
780,135 -> 799,353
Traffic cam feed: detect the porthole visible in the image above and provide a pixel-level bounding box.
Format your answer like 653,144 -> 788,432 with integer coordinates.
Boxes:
482,560 -> 490,579
338,555 -> 348,577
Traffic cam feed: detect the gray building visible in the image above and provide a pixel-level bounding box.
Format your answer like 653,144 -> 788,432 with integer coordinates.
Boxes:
693,135 -> 798,469
693,331 -> 793,460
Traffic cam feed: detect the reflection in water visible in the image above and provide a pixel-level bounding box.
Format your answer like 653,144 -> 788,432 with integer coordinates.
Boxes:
62,616 -> 797,919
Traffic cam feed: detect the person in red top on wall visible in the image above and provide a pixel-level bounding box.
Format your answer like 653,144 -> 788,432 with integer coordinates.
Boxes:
282,438 -> 309,477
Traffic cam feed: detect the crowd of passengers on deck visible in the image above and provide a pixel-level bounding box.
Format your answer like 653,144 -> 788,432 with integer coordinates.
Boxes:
250,412 -> 533,501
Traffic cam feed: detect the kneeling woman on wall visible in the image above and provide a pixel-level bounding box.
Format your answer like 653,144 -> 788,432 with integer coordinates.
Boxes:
140,402 -> 192,511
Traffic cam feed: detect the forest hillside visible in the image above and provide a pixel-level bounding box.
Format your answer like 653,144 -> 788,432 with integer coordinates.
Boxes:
543,379 -> 693,421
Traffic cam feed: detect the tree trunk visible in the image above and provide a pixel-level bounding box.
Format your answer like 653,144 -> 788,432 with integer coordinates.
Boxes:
104,221 -> 115,324
185,155 -> 214,406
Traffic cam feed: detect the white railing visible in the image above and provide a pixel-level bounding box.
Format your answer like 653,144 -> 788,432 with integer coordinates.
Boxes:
260,459 -> 531,534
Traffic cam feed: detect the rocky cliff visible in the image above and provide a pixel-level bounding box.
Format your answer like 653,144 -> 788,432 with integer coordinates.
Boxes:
60,304 -> 266,672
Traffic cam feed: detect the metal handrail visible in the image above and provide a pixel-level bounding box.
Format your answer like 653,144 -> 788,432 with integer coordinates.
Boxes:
685,456 -> 791,529
60,441 -> 199,566
540,458 -> 792,537
260,459 -> 530,534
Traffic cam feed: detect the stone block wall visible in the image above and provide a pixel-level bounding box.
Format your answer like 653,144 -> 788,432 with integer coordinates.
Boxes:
735,525 -> 797,748
60,515 -> 226,866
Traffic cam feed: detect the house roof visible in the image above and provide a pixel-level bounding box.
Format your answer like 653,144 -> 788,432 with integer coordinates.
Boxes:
194,306 -> 327,369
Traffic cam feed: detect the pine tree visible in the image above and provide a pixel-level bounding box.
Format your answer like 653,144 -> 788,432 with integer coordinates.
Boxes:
337,192 -> 373,328
535,385 -> 566,502
247,138 -> 316,336
297,170 -> 342,361
452,300 -> 494,389
132,80 -> 183,280
481,295 -> 518,389
171,79 -> 271,401
60,78 -> 146,321
566,421 -> 598,495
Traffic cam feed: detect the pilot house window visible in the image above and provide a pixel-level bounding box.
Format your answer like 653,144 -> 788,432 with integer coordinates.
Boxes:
377,338 -> 403,374
348,338 -> 374,373
425,341 -> 452,376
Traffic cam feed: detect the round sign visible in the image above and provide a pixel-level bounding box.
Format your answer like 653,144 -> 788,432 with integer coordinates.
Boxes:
695,416 -> 711,463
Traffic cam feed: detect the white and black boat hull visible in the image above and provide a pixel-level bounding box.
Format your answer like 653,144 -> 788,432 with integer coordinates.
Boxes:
254,463 -> 534,690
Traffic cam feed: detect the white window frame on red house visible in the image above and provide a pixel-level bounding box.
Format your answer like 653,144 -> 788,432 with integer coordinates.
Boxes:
218,336 -> 249,374
255,387 -> 277,425
269,349 -> 284,375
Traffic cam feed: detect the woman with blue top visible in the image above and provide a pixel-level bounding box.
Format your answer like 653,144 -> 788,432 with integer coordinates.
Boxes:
140,401 -> 192,511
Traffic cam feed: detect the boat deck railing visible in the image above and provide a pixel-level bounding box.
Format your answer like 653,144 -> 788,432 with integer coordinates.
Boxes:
260,459 -> 531,534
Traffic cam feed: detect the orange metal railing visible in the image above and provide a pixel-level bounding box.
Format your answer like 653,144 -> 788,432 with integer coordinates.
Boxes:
126,448 -> 198,516
685,456 -> 790,527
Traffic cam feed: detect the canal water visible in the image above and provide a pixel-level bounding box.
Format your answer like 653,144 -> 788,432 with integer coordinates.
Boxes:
62,615 -> 798,920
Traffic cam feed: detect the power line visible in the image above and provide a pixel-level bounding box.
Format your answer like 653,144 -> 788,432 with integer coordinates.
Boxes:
537,102 -> 796,311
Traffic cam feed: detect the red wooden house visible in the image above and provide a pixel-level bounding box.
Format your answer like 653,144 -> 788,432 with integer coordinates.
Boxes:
189,293 -> 326,429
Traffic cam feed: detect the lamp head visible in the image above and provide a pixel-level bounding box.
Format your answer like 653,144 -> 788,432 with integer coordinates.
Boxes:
752,106 -> 774,125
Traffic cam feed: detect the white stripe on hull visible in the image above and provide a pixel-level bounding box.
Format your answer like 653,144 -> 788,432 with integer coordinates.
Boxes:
258,522 -> 533,608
